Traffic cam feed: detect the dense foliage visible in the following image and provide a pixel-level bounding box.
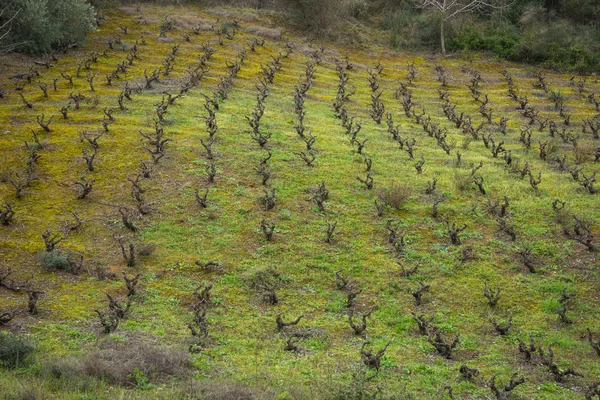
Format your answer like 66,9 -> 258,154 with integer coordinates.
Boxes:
385,0 -> 600,72
0,0 -> 96,54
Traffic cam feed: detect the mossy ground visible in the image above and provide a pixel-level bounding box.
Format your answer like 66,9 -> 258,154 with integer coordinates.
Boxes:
0,4 -> 599,399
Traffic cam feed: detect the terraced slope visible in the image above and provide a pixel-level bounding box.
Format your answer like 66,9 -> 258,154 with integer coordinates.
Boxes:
0,5 -> 599,399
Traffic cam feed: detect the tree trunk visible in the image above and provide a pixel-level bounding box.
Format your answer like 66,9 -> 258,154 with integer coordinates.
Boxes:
440,17 -> 446,54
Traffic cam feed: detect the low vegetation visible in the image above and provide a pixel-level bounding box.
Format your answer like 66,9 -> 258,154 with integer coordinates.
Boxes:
0,2 -> 599,399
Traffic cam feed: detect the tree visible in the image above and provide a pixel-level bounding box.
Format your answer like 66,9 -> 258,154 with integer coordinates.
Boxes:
414,0 -> 510,54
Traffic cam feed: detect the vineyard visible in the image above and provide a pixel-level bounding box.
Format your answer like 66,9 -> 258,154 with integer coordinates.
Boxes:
0,4 -> 599,399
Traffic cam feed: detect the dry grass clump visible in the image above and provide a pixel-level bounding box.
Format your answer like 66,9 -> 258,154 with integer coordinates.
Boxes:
179,380 -> 280,400
376,181 -> 412,210
245,26 -> 283,40
77,337 -> 190,385
452,171 -> 472,192
573,141 -> 596,164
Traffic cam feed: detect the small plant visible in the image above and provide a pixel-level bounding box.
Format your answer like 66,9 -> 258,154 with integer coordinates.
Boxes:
557,288 -> 575,324
517,335 -> 537,362
123,272 -> 141,297
295,151 -> 315,167
335,270 -> 350,291
74,176 -> 94,199
36,114 -> 53,132
95,309 -> 119,334
325,220 -> 337,243
260,219 -> 275,241
26,289 -> 43,315
283,335 -> 304,353
308,181 -> 329,212
459,364 -> 479,380
346,285 -> 362,309
431,196 -> 444,219
249,268 -> 280,305
106,293 -> 132,319
356,173 -> 374,190
459,245 -> 475,262
258,188 -> 276,211
374,199 -> 385,217
490,312 -> 513,335
117,237 -> 135,267
414,156 -> 425,174
276,314 -> 303,332
427,326 -> 459,359
483,283 -> 501,307
519,246 -> 536,273
348,309 -> 373,336
360,340 -> 392,371
411,311 -> 434,335
0,202 -> 14,226
445,220 -> 467,245
119,208 -> 138,232
489,374 -> 525,400
411,281 -> 430,306
38,250 -> 70,271
195,187 -> 209,209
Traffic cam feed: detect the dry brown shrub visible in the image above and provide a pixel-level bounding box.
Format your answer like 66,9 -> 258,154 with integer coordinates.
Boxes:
241,13 -> 259,22
179,380 -> 278,400
79,338 -> 190,385
573,141 -> 596,164
245,26 -> 283,40
377,181 -> 412,210
452,171 -> 472,191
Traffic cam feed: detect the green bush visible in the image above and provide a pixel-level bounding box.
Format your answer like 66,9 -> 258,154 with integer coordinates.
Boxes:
38,250 -> 71,272
448,24 -> 519,59
0,0 -> 96,54
0,332 -> 36,369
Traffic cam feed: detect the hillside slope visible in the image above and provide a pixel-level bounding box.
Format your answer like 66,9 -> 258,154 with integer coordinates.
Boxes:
0,5 -> 599,399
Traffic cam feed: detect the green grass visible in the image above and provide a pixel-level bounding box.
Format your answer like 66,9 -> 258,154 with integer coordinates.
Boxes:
0,4 -> 599,399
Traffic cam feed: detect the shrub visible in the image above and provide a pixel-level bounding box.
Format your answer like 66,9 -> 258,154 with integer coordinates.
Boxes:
137,243 -> 157,257
38,250 -> 71,272
79,338 -> 190,385
0,332 -> 36,369
573,142 -> 596,164
447,23 -> 519,59
179,380 -> 279,400
38,357 -> 101,393
452,171 -> 472,192
0,0 -> 96,54
40,357 -> 82,380
377,182 -> 411,210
